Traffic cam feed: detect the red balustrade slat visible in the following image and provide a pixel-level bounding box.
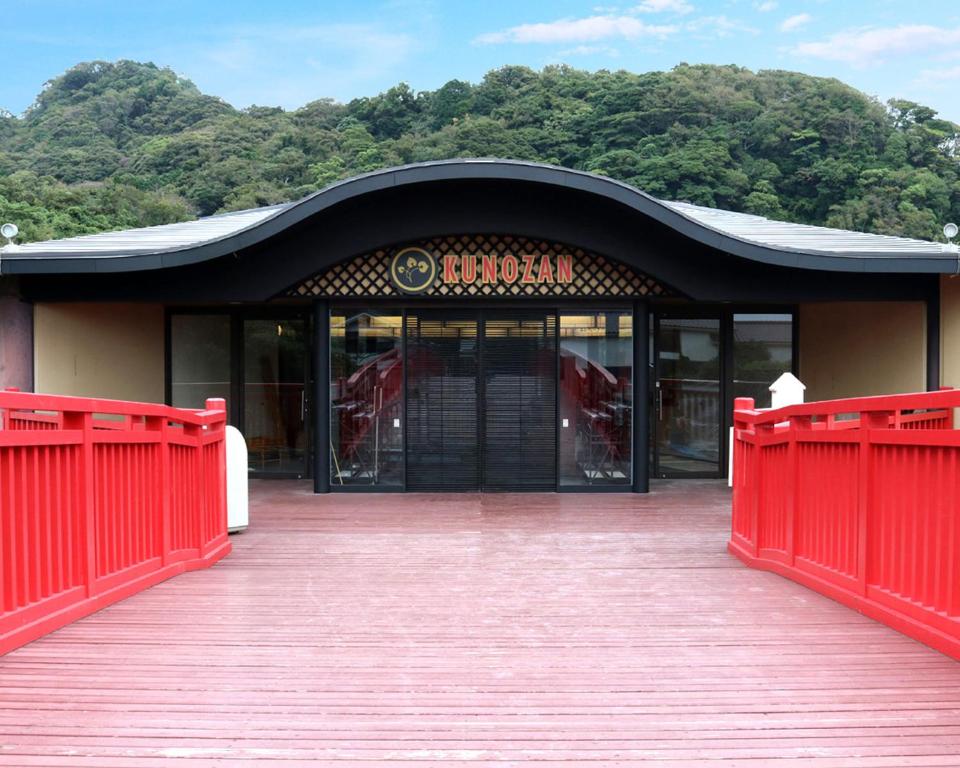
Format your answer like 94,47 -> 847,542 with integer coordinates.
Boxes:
0,391 -> 230,655
731,387 -> 960,660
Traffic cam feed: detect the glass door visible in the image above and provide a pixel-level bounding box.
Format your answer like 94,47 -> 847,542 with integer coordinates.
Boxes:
558,311 -> 633,487
481,311 -> 557,491
243,317 -> 308,476
405,311 -> 481,491
330,310 -> 404,488
654,316 -> 722,477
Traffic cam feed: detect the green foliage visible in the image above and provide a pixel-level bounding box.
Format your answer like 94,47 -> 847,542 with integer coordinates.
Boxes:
1,59 -> 958,243
0,171 -> 191,242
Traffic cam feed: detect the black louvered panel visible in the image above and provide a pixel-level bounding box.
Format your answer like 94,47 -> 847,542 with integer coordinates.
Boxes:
405,312 -> 480,491
481,312 -> 557,490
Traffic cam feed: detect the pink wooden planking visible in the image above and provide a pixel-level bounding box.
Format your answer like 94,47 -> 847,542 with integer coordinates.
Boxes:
2,480 -> 960,766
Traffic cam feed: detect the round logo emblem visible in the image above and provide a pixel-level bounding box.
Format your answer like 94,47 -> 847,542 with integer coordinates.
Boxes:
390,246 -> 438,294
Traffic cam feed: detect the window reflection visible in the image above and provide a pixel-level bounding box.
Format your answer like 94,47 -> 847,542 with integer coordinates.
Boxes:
330,311 -> 404,486
170,315 -> 231,409
559,312 -> 632,486
656,318 -> 721,475
243,319 -> 307,475
733,314 -> 793,407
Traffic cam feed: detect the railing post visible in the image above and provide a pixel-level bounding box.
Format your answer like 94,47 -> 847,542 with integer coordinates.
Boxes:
787,414 -> 812,567
204,398 -> 227,552
63,409 -> 97,597
183,414 -> 206,556
940,386 -> 956,429
147,413 -> 170,566
857,409 -> 892,596
1,387 -> 19,430
752,419 -> 774,559
732,398 -> 758,555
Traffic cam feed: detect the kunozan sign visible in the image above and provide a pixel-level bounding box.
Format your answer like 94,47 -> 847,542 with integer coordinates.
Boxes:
390,246 -> 573,294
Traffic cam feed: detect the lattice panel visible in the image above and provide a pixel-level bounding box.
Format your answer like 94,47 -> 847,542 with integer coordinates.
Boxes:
288,234 -> 670,298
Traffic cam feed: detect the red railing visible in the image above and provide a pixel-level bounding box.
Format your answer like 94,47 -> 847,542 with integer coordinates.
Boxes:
730,387 -> 960,659
0,389 -> 231,655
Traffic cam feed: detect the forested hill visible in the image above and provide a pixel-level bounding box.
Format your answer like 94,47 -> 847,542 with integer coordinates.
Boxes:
1,60 -> 958,244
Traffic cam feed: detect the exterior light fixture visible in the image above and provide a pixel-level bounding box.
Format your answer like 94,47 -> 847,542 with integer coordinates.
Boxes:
947,223 -> 960,278
0,223 -> 19,275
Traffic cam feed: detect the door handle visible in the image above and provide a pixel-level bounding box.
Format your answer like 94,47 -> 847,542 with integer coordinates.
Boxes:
300,390 -> 305,422
657,384 -> 663,421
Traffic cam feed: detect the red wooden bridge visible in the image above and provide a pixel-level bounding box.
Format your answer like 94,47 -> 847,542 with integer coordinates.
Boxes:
3,480 -> 960,765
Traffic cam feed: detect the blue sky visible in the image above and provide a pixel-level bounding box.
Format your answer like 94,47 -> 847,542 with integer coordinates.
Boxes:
4,0 -> 960,123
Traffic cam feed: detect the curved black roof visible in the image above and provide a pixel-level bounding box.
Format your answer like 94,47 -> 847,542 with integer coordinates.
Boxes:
2,159 -> 957,274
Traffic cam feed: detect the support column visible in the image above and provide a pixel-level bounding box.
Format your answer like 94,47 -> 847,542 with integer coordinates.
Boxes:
632,300 -> 650,493
313,299 -> 330,493
0,278 -> 33,391
927,281 -> 941,390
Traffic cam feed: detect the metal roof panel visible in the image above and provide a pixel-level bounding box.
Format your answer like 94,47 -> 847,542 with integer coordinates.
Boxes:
1,160 -> 957,272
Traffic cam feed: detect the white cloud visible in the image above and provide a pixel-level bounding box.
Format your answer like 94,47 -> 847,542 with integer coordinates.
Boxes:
754,1 -> 778,11
475,15 -> 677,45
633,0 -> 694,14
780,13 -> 812,32
686,15 -> 760,38
793,25 -> 960,66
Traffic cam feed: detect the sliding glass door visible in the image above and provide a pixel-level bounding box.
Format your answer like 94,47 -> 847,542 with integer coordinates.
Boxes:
558,311 -> 633,487
167,304 -> 795,487
654,316 -> 722,477
330,310 -> 404,488
243,318 -> 308,475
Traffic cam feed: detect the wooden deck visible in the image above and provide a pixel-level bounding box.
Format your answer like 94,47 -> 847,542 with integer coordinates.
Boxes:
3,480 -> 960,766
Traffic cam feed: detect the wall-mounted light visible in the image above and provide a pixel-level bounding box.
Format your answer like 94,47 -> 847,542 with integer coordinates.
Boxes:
0,223 -> 18,275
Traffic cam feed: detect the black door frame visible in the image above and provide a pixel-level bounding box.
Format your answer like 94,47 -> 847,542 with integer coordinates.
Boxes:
168,299 -> 798,490
478,308 -> 558,492
323,299 -> 639,492
165,306 -> 311,480
404,307 -> 481,492
651,304 -> 799,480
652,309 -> 726,480
402,307 -> 559,492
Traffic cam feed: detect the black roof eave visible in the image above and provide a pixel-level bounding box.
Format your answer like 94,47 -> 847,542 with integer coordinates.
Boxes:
2,160 -> 955,275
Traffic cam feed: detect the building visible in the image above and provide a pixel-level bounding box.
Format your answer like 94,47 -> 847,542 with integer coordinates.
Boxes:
1,159 -> 958,493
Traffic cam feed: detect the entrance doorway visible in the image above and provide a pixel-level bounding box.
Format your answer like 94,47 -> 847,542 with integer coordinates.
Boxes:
405,309 -> 557,491
652,311 -> 797,478
654,315 -> 723,477
242,317 -> 309,476
168,311 -> 310,478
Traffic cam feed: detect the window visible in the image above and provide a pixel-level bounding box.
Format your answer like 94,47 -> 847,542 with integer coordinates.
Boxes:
330,310 -> 404,487
243,319 -> 307,475
733,314 -> 794,408
170,315 -> 230,409
559,311 -> 632,486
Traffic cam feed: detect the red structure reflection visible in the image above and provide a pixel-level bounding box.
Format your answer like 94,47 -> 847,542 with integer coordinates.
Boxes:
331,348 -> 403,483
559,347 -> 631,484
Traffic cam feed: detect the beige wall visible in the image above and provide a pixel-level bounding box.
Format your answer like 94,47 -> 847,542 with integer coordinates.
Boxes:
34,303 -> 165,403
941,276 -> 960,389
799,302 -> 926,402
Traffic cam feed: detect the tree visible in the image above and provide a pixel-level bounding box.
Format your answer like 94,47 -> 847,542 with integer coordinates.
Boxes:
0,60 -> 957,243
